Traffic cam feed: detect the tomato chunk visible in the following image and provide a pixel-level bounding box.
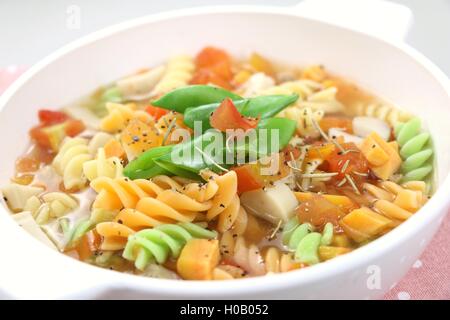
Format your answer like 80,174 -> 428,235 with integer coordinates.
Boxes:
233,165 -> 264,194
38,110 -> 69,125
327,142 -> 370,184
191,47 -> 234,89
233,153 -> 290,194
195,47 -> 233,80
296,194 -> 345,229
146,104 -> 168,120
210,98 -> 258,132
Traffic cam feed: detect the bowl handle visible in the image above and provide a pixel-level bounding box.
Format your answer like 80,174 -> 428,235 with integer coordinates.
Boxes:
293,0 -> 413,42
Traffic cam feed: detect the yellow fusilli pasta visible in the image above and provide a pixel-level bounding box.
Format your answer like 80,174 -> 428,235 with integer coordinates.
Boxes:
100,102 -> 153,133
83,148 -> 123,181
263,247 -> 299,274
200,170 -> 246,233
152,55 -> 195,94
354,102 -> 412,126
53,137 -> 92,190
278,107 -> 324,137
23,192 -> 78,224
363,180 -> 427,222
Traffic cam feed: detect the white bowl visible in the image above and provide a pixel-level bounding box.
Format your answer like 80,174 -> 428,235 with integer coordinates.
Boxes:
0,2 -> 449,299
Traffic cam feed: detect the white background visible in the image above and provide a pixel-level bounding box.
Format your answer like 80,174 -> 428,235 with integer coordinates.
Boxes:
0,0 -> 449,75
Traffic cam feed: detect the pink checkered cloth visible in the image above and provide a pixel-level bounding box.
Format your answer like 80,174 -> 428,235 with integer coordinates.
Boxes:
1,66 -> 449,300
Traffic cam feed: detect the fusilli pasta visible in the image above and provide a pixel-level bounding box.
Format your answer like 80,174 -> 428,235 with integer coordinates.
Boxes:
23,192 -> 78,225
354,102 -> 411,126
83,148 -> 123,181
152,55 -> 195,94
100,102 -> 153,133
122,222 -> 217,271
363,180 -> 427,221
394,118 -> 433,182
53,137 -> 92,190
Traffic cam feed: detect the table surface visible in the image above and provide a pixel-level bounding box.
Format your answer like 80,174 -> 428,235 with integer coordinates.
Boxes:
0,0 -> 449,300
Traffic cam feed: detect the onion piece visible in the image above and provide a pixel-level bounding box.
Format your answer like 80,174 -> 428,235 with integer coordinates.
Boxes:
329,127 -> 363,145
353,116 -> 391,141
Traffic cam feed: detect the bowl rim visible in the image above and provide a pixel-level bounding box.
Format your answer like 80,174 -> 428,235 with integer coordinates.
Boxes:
0,5 -> 449,298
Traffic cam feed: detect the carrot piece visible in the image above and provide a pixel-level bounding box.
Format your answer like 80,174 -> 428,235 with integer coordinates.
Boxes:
104,139 -> 125,159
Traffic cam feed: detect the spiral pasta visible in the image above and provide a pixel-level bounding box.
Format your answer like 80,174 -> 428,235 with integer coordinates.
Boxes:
53,137 -> 92,190
394,118 -> 433,182
100,102 -> 153,133
122,222 -> 217,271
363,180 -> 427,222
23,192 -> 78,224
200,170 -> 246,233
278,107 -> 324,138
93,174 -> 228,250
83,148 -> 123,181
261,79 -> 343,113
152,55 -> 195,94
282,218 -> 334,265
354,102 -> 411,126
260,79 -> 322,98
263,247 -> 298,274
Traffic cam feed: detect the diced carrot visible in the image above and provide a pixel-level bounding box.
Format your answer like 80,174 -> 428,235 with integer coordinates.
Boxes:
74,230 -> 102,261
305,142 -> 336,160
177,239 -> 220,280
103,139 -> 125,159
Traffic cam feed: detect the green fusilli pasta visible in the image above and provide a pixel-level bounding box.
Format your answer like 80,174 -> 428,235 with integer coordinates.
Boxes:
282,217 -> 333,265
123,222 -> 217,271
395,117 -> 433,182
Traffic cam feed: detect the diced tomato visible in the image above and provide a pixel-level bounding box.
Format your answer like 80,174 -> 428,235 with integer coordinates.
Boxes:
191,47 -> 234,89
29,125 -> 52,150
190,69 -> 233,90
146,104 -> 168,120
282,145 -> 301,161
74,230 -> 102,261
296,194 -> 345,229
319,117 -> 353,134
233,165 -> 264,194
65,119 -> 86,137
30,119 -> 85,151
327,142 -> 370,183
210,98 -> 258,132
195,47 -> 233,80
38,110 -> 68,125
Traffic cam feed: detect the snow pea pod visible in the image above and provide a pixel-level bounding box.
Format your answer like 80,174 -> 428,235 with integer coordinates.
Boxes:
151,85 -> 242,113
123,145 -> 174,179
124,117 -> 297,179
154,118 -> 297,177
183,94 -> 298,129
